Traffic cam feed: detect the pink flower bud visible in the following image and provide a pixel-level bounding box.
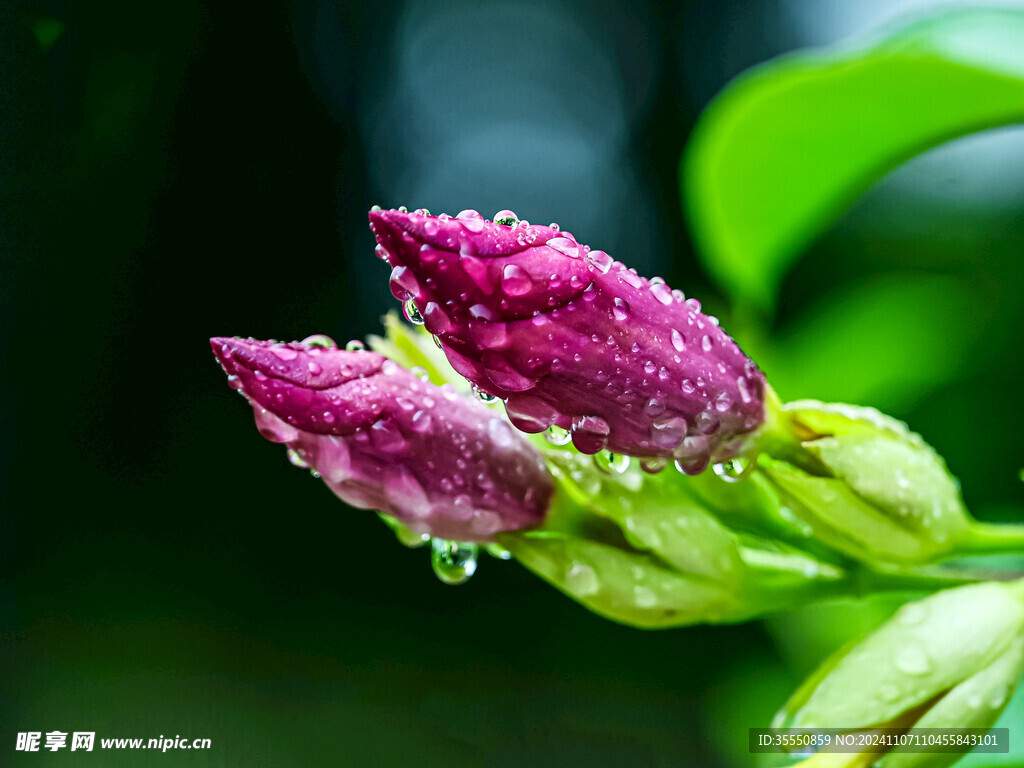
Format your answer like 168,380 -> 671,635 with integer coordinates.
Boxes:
210,336 -> 552,540
368,208 -> 765,471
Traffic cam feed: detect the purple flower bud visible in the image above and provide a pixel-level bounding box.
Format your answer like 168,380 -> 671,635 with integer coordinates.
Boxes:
368,208 -> 766,470
210,336 -> 552,541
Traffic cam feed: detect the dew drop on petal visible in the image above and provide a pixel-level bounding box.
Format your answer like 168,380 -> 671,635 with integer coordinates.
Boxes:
570,415 -> 610,454
501,264 -> 534,296
302,334 -> 337,348
586,249 -> 613,274
547,236 -> 580,258
493,210 -> 519,227
640,457 -> 668,474
345,339 -> 366,352
403,299 -> 425,325
472,384 -> 499,403
544,424 -> 572,446
671,329 -> 686,352
650,283 -> 673,306
594,451 -> 630,474
613,298 -> 630,321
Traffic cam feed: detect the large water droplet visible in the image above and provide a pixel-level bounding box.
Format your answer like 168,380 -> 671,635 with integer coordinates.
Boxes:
586,249 -> 613,273
493,210 -> 519,227
712,456 -> 754,483
650,415 -> 687,450
403,299 -> 425,325
701,335 -> 713,352
671,329 -> 686,352
505,393 -> 559,433
594,451 -> 630,474
431,539 -> 478,585
301,334 -> 337,348
613,298 -> 630,321
501,264 -> 534,296
472,384 -> 499,403
650,283 -> 673,306
547,236 -> 580,258
544,425 -> 572,446
389,265 -> 420,301
345,339 -> 366,352
570,415 -> 610,454
640,457 -> 668,474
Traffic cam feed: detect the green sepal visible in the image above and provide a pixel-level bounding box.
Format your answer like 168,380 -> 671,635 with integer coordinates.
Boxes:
366,312 -> 462,387
792,581 -> 1024,729
881,637 -> 1024,768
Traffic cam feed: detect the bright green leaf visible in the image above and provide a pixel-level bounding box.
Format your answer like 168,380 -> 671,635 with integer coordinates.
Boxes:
683,8 -> 1024,313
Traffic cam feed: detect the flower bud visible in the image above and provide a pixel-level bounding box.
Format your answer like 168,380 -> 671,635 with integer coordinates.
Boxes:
368,208 -> 766,470
778,580 -> 1024,768
210,336 -> 552,542
760,401 -> 972,565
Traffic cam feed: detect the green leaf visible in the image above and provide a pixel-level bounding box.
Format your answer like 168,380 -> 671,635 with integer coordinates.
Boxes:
753,276 -> 981,409
682,8 -> 1024,313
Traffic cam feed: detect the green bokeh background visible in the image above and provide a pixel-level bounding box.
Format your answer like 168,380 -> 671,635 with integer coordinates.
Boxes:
2,1 -> 1022,766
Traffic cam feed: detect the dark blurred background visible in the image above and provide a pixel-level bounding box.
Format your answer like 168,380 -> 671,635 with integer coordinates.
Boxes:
3,1 -> 1023,765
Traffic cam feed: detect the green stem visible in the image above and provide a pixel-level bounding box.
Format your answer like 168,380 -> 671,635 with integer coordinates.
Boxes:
956,521 -> 1024,557
852,564 -> 985,596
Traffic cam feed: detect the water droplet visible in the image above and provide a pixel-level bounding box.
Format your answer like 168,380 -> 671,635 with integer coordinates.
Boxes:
374,244 -> 389,261
501,264 -> 534,296
640,457 -> 668,474
650,415 -> 688,450
345,339 -> 366,352
565,563 -> 599,596
701,335 -> 713,352
270,346 -> 298,361
613,298 -> 630,321
493,210 -> 519,227
895,644 -> 932,675
307,360 -> 323,376
431,539 -> 478,585
410,366 -> 430,382
712,456 -> 754,483
681,379 -> 695,394
634,586 -> 657,608
547,236 -> 580,258
301,334 -> 337,348
409,410 -> 433,433
287,447 -> 309,468
594,451 -> 630,474
570,415 -> 610,454
389,265 -> 420,301
397,205 -> 409,213
586,249 -> 613,273
644,397 -> 665,418
472,384 -> 498,403
878,684 -> 899,703
650,283 -> 673,306
544,425 -> 572,446
370,204 -> 382,212
671,329 -> 686,352
505,394 -> 559,433
403,299 -> 425,325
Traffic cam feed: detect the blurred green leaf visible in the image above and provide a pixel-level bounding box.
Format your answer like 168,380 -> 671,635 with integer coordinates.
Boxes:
750,276 -> 981,410
682,8 -> 1024,313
